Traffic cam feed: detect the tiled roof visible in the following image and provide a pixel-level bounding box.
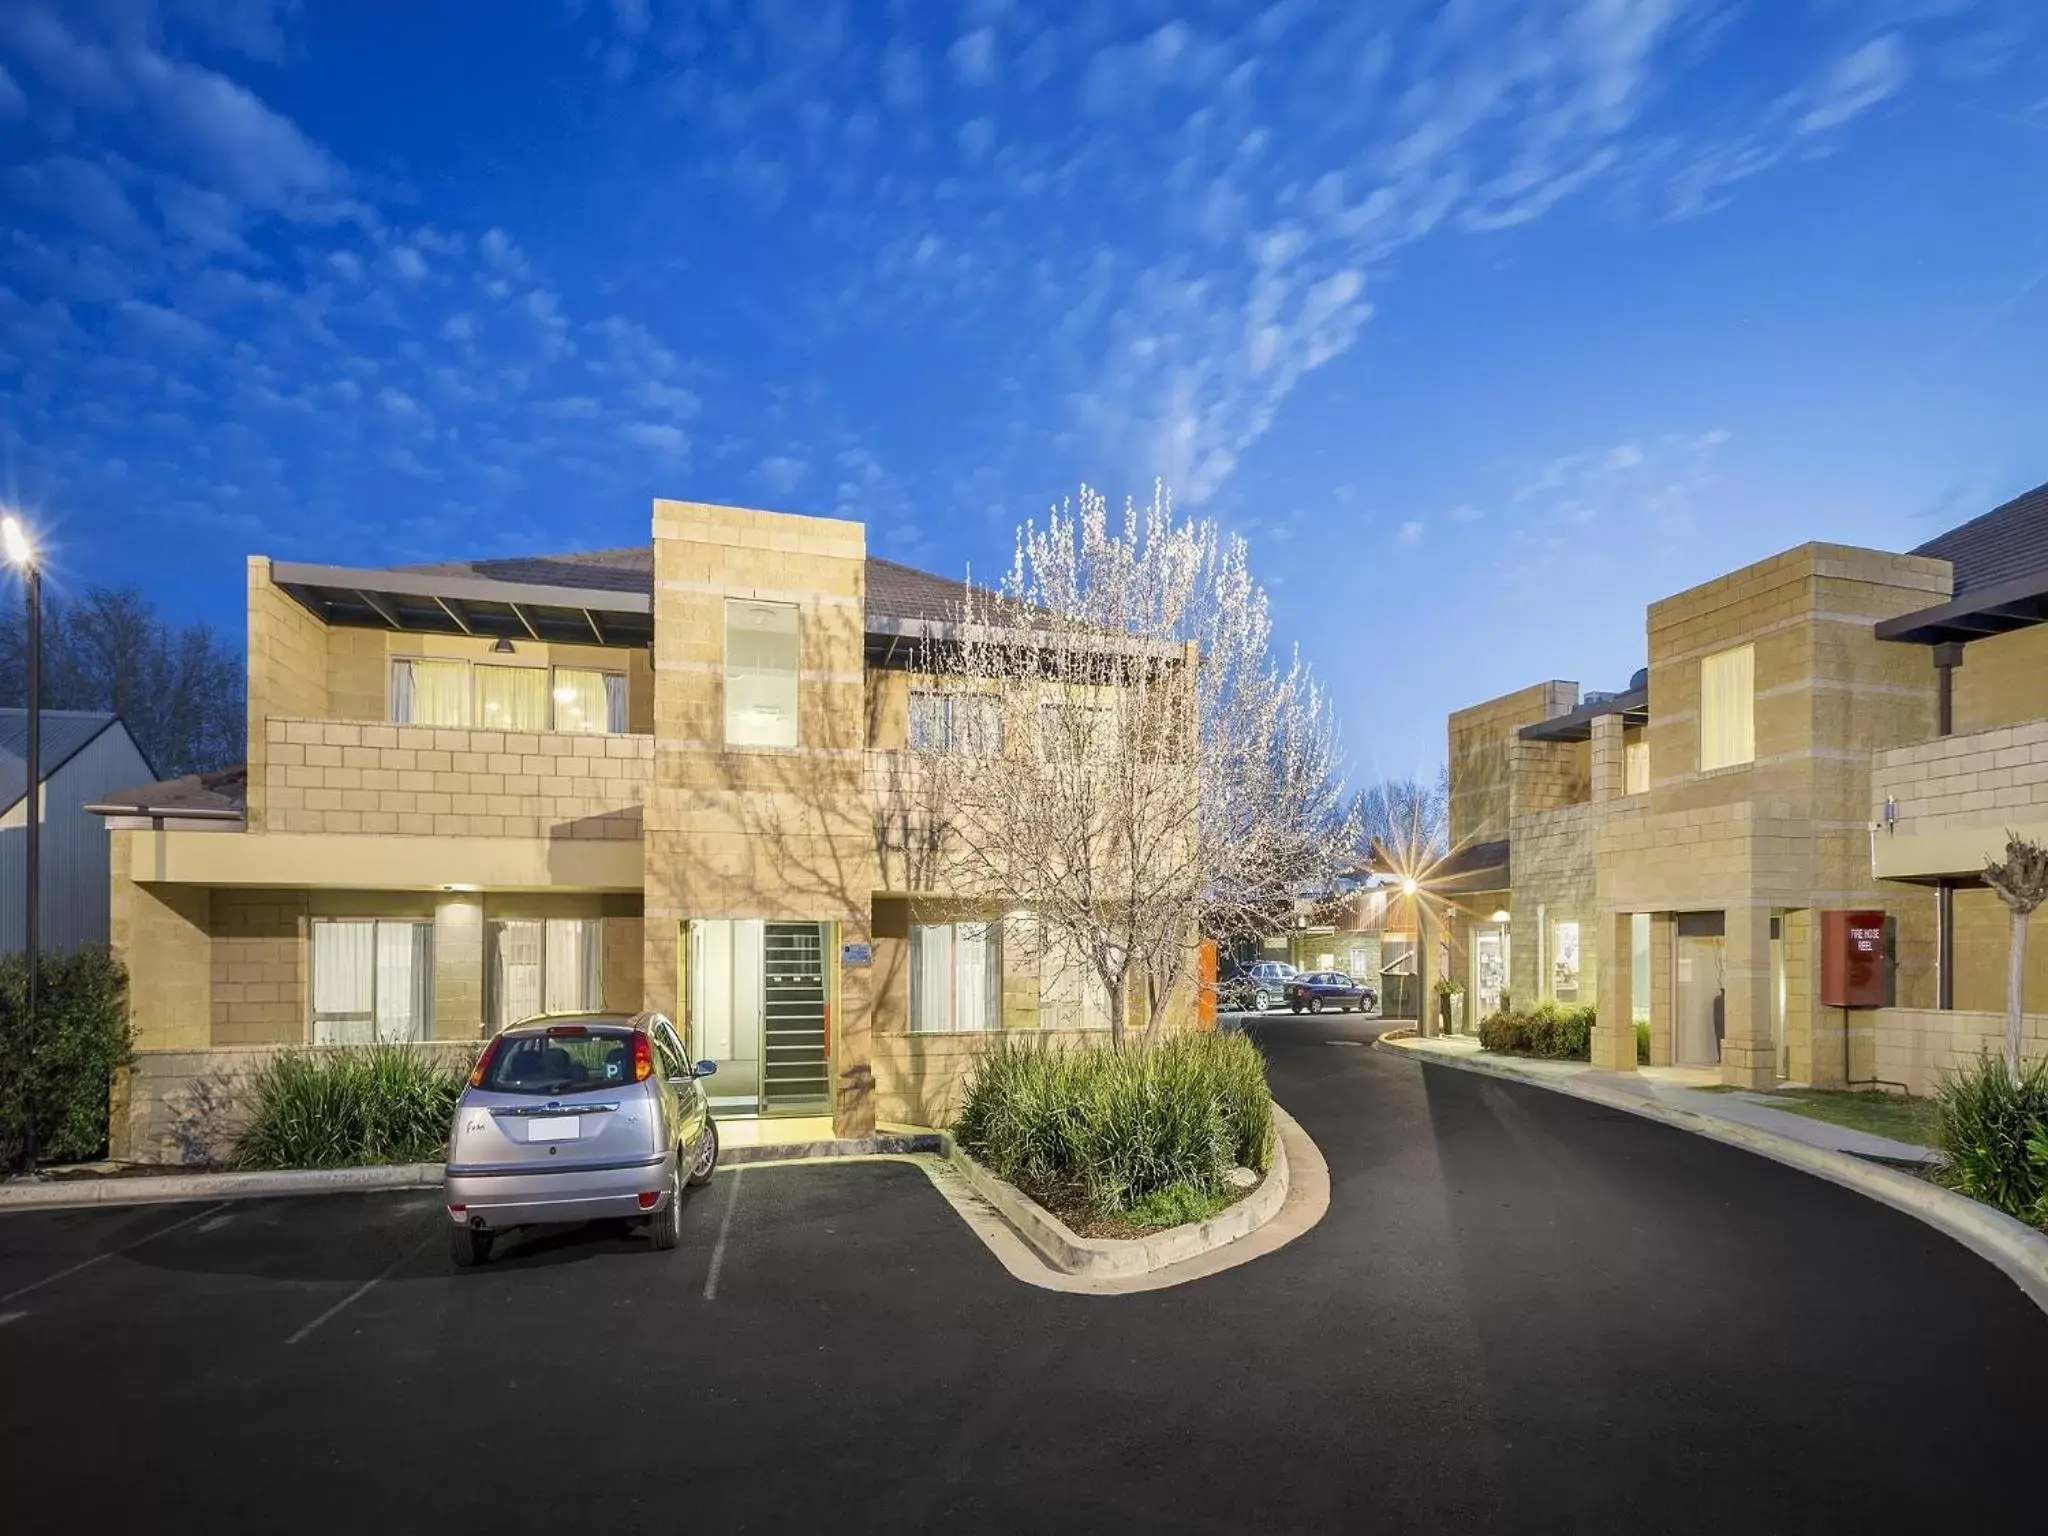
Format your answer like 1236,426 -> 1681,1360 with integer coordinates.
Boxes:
0,709 -> 120,814
87,764 -> 248,820
1912,479 -> 2048,598
398,547 -> 974,626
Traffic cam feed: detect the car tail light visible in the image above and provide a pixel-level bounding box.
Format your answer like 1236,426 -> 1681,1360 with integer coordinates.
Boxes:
468,1036 -> 503,1088
632,1030 -> 654,1083
447,1204 -> 466,1216
636,1191 -> 660,1210
546,1024 -> 589,1037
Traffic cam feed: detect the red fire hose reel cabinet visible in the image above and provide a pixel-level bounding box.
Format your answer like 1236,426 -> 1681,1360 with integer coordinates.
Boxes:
1819,910 -> 1886,1008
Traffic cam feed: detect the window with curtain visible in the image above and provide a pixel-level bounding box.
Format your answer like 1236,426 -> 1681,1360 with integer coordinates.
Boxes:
1625,738 -> 1650,795
311,919 -> 433,1044
909,691 -> 1002,756
909,921 -> 1003,1032
604,672 -> 628,733
725,599 -> 800,747
1698,644 -> 1755,771
1037,700 -> 1115,761
391,658 -> 471,726
488,918 -> 602,1027
476,664 -> 549,732
551,668 -> 609,734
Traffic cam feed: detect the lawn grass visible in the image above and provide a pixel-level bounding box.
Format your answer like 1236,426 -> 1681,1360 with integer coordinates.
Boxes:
1699,1085 -> 1941,1147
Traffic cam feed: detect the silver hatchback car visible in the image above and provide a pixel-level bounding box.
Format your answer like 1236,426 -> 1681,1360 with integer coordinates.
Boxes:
443,1011 -> 719,1267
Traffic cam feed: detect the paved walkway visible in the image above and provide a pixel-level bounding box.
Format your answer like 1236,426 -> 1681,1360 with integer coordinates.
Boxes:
1387,1033 -> 1940,1164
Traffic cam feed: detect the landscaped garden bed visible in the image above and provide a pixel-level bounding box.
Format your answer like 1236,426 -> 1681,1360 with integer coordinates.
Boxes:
1476,1002 -> 1597,1062
951,1031 -> 1276,1237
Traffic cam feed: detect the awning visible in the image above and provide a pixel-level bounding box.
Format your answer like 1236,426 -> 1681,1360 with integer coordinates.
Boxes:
1874,568 -> 2048,647
1518,685 -> 1648,742
271,561 -> 655,649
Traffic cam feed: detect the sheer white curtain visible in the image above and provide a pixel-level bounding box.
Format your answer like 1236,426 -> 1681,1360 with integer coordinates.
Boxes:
312,920 -> 375,1044
544,918 -> 602,1012
1625,738 -> 1650,795
491,920 -> 543,1027
373,923 -> 432,1042
910,924 -> 954,1032
725,600 -> 799,747
1699,644 -> 1755,770
477,665 -> 549,732
604,672 -> 628,733
909,693 -> 945,751
552,668 -> 609,734
954,922 -> 1001,1031
392,659 -> 470,726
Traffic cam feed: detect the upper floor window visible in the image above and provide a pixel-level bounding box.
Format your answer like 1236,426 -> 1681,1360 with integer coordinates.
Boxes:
1038,700 -> 1117,762
725,599 -> 799,748
1624,738 -> 1650,795
390,658 -> 626,733
909,690 -> 1001,756
1698,644 -> 1755,771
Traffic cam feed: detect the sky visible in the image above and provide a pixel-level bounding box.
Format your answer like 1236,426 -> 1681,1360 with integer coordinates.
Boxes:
2,0 -> 2045,782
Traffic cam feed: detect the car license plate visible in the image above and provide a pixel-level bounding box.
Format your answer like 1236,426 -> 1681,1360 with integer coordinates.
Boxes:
527,1116 -> 580,1142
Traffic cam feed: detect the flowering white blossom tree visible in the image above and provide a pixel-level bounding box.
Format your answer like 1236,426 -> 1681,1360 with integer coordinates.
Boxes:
913,484 -> 1355,1045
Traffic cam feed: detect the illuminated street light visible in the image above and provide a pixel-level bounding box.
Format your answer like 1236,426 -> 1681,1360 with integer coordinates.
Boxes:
3,512 -> 42,1175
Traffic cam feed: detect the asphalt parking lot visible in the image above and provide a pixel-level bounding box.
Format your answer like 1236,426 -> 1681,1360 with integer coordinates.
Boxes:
3,1015 -> 2044,1533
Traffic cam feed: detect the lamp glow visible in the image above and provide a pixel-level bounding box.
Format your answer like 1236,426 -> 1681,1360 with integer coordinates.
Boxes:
1491,909 -> 1511,924
1400,877 -> 1419,897
1,515 -> 32,567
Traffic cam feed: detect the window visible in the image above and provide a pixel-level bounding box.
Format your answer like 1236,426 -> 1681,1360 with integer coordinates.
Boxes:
476,663 -> 549,732
910,920 -> 1003,1032
310,919 -> 433,1044
488,918 -> 603,1028
1624,737 -> 1650,795
552,667 -> 627,735
390,658 -> 470,727
476,1024 -> 639,1094
1698,644 -> 1754,770
1551,920 -> 1580,1002
1038,700 -> 1115,761
725,599 -> 799,747
909,691 -> 1001,755
390,659 -> 626,733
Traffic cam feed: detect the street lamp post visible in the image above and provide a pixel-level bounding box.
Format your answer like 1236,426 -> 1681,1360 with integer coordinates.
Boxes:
4,514 -> 39,1175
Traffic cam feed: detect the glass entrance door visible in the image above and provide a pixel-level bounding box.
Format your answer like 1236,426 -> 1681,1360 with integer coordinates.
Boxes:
1673,912 -> 1726,1068
687,919 -> 832,1118
1472,927 -> 1507,1018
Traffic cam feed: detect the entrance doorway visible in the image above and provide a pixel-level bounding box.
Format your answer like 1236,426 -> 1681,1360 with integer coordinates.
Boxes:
1673,912 -> 1725,1068
1472,925 -> 1508,1018
687,919 -> 832,1118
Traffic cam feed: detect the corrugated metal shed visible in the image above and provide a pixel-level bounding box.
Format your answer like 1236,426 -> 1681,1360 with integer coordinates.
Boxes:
0,712 -> 156,955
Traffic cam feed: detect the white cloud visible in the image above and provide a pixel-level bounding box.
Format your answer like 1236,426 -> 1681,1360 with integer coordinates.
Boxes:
950,27 -> 998,88
9,155 -> 147,244
124,45 -> 347,215
379,386 -> 420,417
478,227 -> 531,280
170,0 -> 304,64
115,297 -> 215,349
880,42 -> 925,111
623,421 -> 688,454
0,61 -> 27,119
1396,520 -> 1425,546
1797,34 -> 1911,135
757,454 -> 807,493
388,245 -> 428,281
439,313 -> 474,342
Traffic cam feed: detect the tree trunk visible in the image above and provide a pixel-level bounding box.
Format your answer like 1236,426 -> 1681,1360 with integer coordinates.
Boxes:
1107,980 -> 1126,1049
2006,907 -> 2029,1081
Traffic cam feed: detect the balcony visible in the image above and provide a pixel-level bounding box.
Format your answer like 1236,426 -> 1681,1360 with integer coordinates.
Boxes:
1871,719 -> 2048,880
259,717 -> 652,840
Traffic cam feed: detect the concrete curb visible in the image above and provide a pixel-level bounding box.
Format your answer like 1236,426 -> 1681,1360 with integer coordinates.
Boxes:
0,1162 -> 443,1213
1374,1036 -> 2048,1318
947,1107 -> 1296,1279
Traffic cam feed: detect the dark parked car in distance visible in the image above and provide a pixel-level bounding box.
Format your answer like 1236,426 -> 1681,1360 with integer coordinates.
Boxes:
1285,972 -> 1377,1014
1216,959 -> 1299,1013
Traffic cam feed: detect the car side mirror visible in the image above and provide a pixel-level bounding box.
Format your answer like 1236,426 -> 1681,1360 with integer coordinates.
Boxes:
693,1059 -> 718,1078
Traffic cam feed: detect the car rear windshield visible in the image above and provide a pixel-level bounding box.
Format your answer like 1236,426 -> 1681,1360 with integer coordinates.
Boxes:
479,1027 -> 640,1096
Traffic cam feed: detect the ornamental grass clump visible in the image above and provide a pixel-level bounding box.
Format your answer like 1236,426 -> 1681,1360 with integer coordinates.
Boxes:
235,1046 -> 469,1169
952,1031 -> 1275,1224
1934,1052 -> 2048,1228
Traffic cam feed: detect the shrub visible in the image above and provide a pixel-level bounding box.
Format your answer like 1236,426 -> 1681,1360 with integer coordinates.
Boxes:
1478,1003 -> 1594,1061
1636,1019 -> 1652,1065
1478,1010 -> 1531,1053
235,1047 -> 468,1169
1935,1053 -> 2048,1225
953,1031 -> 1275,1222
0,946 -> 133,1168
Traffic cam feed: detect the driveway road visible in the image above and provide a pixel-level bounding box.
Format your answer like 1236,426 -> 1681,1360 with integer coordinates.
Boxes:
1,1013 -> 2041,1532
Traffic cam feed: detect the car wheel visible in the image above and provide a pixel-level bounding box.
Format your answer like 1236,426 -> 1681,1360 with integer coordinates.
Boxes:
687,1117 -> 720,1188
649,1163 -> 683,1252
1254,988 -> 1271,1012
449,1223 -> 492,1269
1308,996 -> 1324,1015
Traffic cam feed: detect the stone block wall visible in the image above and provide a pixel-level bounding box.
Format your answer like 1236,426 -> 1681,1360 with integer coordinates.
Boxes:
247,557 -> 332,831
1448,681 -> 1577,847
1869,1006 -> 2048,1097
1873,719 -> 2048,838
259,718 -> 650,839
1950,623 -> 2048,736
211,888 -> 307,1046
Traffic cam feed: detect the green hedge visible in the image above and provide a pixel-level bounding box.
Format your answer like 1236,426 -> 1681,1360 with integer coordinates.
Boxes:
235,1047 -> 470,1169
0,946 -> 133,1168
952,1031 -> 1275,1222
1935,1054 -> 2048,1228
1477,1001 -> 1595,1061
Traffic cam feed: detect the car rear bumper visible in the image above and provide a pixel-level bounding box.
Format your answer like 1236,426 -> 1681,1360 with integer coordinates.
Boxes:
444,1151 -> 675,1231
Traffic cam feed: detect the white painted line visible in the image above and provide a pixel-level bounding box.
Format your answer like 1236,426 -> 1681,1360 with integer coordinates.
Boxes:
702,1167 -> 744,1300
197,1213 -> 235,1234
285,1234 -> 430,1347
0,1311 -> 25,1328
0,1201 -> 230,1307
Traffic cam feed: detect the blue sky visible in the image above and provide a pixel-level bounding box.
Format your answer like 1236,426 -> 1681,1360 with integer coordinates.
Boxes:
2,0 -> 2044,779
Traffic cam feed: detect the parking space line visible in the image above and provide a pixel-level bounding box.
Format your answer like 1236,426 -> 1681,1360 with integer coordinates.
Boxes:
702,1167 -> 744,1300
197,1213 -> 235,1234
285,1232 -> 432,1347
0,1201 -> 230,1307
0,1311 -> 24,1328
